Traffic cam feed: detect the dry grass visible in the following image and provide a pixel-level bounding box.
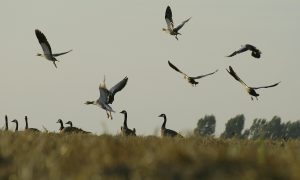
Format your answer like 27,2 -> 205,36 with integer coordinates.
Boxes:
1,132 -> 300,180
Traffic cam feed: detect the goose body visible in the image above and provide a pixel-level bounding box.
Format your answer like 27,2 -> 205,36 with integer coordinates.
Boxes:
120,110 -> 136,136
227,44 -> 261,58
163,6 -> 191,40
168,61 -> 218,86
65,121 -> 90,134
35,29 -> 72,68
226,66 -> 280,100
24,116 -> 40,132
85,76 -> 128,119
158,114 -> 183,138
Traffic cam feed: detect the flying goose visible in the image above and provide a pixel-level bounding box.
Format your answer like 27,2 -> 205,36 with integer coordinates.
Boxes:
85,76 -> 128,119
168,61 -> 218,86
11,119 -> 19,132
120,110 -> 136,136
163,6 -> 191,40
24,116 -> 40,132
227,44 -> 261,58
226,66 -> 280,100
158,114 -> 183,138
65,121 -> 90,134
35,29 -> 72,68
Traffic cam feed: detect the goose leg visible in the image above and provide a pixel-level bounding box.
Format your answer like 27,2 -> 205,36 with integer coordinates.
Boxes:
109,111 -> 113,120
251,96 -> 253,101
106,111 -> 110,119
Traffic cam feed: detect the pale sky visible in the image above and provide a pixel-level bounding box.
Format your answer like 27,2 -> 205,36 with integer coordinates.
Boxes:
0,1 -> 299,136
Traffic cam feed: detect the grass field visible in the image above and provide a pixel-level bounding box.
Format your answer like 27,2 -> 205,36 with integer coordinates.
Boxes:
1,132 -> 300,180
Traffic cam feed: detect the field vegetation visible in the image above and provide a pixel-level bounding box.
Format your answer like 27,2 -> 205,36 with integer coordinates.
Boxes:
1,132 -> 300,180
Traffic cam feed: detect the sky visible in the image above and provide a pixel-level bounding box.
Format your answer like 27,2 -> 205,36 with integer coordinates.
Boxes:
0,0 -> 299,136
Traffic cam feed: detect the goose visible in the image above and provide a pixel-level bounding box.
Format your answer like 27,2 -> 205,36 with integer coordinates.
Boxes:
85,76 -> 128,119
120,110 -> 136,136
24,116 -> 40,132
227,44 -> 261,58
35,29 -> 72,68
226,66 -> 280,100
65,121 -> 90,134
168,61 -> 218,86
163,6 -> 191,40
3,115 -> 8,131
158,114 -> 183,138
11,119 -> 19,132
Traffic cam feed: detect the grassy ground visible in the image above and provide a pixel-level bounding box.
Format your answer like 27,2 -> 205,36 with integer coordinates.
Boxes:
1,132 -> 300,180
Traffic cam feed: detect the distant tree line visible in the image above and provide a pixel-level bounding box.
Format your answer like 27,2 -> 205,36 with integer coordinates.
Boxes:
194,114 -> 300,140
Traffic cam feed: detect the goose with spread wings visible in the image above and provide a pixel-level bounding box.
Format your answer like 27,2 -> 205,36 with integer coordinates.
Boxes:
227,44 -> 261,58
226,66 -> 280,100
162,6 -> 191,40
85,76 -> 128,119
35,29 -> 72,68
168,61 -> 218,86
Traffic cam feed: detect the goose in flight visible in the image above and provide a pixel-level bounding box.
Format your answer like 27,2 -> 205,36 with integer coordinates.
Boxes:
24,116 -> 40,132
168,61 -> 218,86
35,29 -> 72,68
226,66 -> 280,100
85,76 -> 128,119
227,44 -> 261,58
163,6 -> 191,40
120,110 -> 136,136
158,114 -> 183,138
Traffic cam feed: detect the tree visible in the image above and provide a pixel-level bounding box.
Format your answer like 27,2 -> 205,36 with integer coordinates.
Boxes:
221,114 -> 245,138
194,115 -> 216,137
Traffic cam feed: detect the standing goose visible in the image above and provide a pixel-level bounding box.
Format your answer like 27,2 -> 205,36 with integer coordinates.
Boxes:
11,119 -> 19,132
85,76 -> 128,119
65,121 -> 90,134
158,114 -> 183,138
226,66 -> 280,100
120,110 -> 136,136
168,61 -> 218,86
35,29 -> 72,68
3,115 -> 8,131
24,116 -> 40,132
227,44 -> 261,58
163,6 -> 191,40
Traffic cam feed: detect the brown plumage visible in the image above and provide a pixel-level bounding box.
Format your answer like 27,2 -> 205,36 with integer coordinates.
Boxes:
65,121 -> 91,134
120,110 -> 136,136
158,114 -> 183,138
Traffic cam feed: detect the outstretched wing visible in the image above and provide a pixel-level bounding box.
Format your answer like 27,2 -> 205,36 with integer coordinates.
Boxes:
109,76 -> 128,96
35,29 -> 52,55
53,50 -> 73,57
99,85 -> 109,103
227,45 -> 249,57
253,82 -> 281,90
165,6 -> 174,30
174,17 -> 191,32
168,61 -> 188,77
226,66 -> 248,87
191,69 -> 218,79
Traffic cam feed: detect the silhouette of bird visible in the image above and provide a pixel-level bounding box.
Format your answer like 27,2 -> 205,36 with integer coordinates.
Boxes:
65,121 -> 90,134
227,44 -> 261,58
162,6 -> 191,40
85,76 -> 128,119
3,115 -> 8,131
168,61 -> 218,86
24,116 -> 40,132
11,119 -> 19,132
120,110 -> 136,136
226,66 -> 280,100
35,29 -> 72,68
158,114 -> 183,138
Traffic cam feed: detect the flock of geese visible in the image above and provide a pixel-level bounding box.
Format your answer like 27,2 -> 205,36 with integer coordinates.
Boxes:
2,6 -> 281,138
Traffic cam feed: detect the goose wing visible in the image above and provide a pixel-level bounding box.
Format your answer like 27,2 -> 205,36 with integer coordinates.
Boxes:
168,61 -> 188,77
191,69 -> 218,79
226,66 -> 249,87
174,17 -> 191,32
35,29 -> 52,55
99,85 -> 109,103
53,50 -> 73,57
227,45 -> 249,57
109,76 -> 128,96
253,82 -> 281,90
165,6 -> 174,30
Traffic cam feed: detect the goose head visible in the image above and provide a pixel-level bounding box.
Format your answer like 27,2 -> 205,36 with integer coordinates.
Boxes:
56,119 -> 63,124
158,114 -> 166,118
65,121 -> 72,127
120,110 -> 127,114
11,119 -> 18,123
36,53 -> 43,56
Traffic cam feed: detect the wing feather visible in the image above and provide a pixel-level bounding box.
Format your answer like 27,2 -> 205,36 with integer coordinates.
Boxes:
174,17 -> 191,32
253,82 -> 281,89
53,50 -> 73,57
168,61 -> 187,76
226,66 -> 248,87
165,6 -> 174,30
109,76 -> 128,96
35,29 -> 52,55
191,69 -> 218,79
